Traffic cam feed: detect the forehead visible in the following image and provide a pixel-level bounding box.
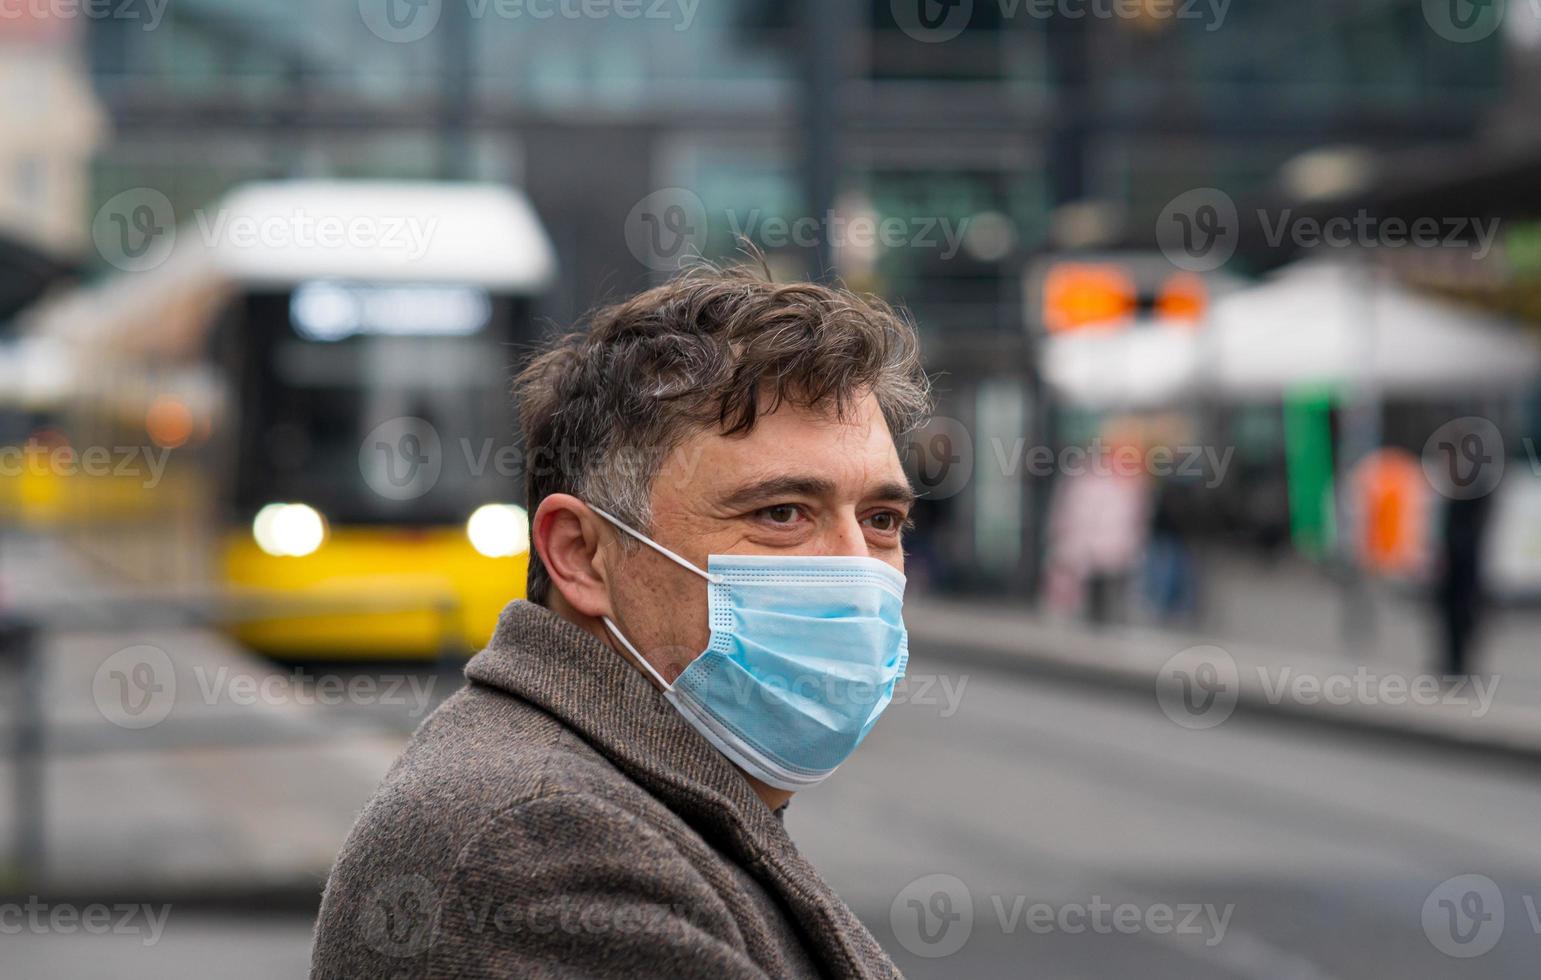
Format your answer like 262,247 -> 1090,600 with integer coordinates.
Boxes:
653,392 -> 907,502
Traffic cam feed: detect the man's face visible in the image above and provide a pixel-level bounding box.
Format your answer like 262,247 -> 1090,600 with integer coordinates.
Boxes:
603,391 -> 914,680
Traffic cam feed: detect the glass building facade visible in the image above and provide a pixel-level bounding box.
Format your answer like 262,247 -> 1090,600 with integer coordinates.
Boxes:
79,0 -> 1514,592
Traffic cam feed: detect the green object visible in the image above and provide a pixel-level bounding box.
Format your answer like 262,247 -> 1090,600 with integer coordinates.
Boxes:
1283,391 -> 1336,558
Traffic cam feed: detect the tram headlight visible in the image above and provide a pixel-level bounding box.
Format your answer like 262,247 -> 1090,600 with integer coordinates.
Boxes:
467,504 -> 529,558
253,503 -> 327,557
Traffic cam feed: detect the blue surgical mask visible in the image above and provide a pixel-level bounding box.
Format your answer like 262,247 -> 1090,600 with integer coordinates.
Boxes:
589,506 -> 909,791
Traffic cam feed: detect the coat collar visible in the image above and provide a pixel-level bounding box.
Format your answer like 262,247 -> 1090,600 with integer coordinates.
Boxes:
468,599 -> 774,838
465,600 -> 892,979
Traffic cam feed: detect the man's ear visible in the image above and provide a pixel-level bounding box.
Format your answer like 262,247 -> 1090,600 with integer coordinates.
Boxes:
532,494 -> 614,619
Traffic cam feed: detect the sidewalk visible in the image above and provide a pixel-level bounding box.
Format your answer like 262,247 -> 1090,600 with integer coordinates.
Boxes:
0,535 -> 418,902
907,551 -> 1541,760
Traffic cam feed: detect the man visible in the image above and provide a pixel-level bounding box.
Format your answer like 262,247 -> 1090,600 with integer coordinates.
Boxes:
311,263 -> 931,978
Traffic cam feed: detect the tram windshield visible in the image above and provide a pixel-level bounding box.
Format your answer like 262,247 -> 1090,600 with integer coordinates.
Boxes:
229,283 -> 525,526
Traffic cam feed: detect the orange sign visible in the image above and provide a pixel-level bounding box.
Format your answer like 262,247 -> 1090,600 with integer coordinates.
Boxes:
1043,264 -> 1136,334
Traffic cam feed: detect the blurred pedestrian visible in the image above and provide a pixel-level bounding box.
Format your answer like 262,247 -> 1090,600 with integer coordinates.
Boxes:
1142,475 -> 1200,624
1044,423 -> 1152,625
1436,491 -> 1493,676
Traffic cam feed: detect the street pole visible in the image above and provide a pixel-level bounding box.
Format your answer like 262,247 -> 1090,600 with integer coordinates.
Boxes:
439,0 -> 475,181
801,0 -> 849,283
1,614 -> 42,887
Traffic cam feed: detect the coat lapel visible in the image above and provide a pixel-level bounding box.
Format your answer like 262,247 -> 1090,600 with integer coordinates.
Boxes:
465,601 -> 895,978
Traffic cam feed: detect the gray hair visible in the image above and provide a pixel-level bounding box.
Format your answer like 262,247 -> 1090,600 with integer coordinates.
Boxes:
513,262 -> 933,605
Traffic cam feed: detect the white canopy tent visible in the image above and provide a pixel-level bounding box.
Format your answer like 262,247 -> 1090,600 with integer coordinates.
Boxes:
1040,259 -> 1541,406
1040,321 -> 1201,409
1207,260 -> 1541,397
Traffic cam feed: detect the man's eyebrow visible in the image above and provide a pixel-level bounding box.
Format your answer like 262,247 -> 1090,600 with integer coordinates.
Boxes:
718,476 -> 838,509
869,481 -> 918,507
717,476 -> 918,510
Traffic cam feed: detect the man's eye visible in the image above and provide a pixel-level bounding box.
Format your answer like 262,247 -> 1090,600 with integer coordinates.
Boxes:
761,505 -> 801,525
866,511 -> 903,533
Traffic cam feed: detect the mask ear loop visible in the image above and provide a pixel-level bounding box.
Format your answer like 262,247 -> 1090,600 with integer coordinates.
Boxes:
601,617 -> 676,691
586,504 -> 725,585
587,503 -> 724,692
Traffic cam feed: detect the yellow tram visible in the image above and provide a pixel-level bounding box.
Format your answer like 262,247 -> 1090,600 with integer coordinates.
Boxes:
21,181 -> 556,658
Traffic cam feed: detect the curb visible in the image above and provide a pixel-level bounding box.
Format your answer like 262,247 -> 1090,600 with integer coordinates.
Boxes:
907,603 -> 1541,769
0,880 -> 325,915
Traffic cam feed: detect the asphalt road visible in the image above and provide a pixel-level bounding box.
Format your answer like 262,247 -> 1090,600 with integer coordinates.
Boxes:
791,644 -> 1541,979
11,642 -> 1541,978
